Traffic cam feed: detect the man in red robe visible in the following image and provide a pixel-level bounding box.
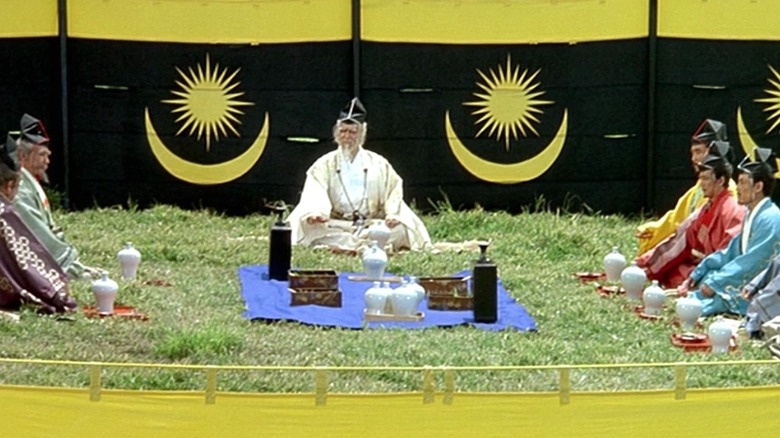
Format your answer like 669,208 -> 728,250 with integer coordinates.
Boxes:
0,135 -> 76,314
636,141 -> 745,288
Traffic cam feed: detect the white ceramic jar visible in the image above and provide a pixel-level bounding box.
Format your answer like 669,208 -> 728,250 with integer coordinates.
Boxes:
708,316 -> 733,354
92,272 -> 119,315
362,241 -> 388,280
380,281 -> 394,314
364,281 -> 386,315
675,295 -> 703,332
621,262 -> 647,301
407,276 -> 426,302
642,280 -> 666,314
603,246 -> 626,283
390,282 -> 421,316
117,242 -> 141,280
367,220 -> 391,250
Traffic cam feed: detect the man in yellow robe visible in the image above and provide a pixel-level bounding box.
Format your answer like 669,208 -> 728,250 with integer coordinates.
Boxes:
287,98 -> 431,252
636,119 -> 736,255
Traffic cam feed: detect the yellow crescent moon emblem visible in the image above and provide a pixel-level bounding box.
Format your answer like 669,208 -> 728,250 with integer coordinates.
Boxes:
144,108 -> 269,185
445,109 -> 568,184
736,105 -> 780,177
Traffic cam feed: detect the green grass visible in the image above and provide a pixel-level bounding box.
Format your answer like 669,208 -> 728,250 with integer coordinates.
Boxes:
0,203 -> 778,393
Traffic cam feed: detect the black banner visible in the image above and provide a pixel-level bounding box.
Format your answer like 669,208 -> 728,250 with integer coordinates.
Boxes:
3,1 -> 780,217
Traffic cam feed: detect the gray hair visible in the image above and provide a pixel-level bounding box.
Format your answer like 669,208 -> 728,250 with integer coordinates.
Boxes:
332,121 -> 367,146
15,137 -> 36,155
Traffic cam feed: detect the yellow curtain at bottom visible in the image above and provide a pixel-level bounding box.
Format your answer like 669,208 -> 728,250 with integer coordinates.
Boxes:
2,386 -> 777,437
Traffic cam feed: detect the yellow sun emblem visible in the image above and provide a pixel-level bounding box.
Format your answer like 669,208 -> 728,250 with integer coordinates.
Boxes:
754,64 -> 780,134
163,53 -> 253,151
464,54 -> 553,151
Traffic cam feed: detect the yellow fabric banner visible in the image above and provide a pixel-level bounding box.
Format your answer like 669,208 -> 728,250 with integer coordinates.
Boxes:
7,1 -> 780,43
0,0 -> 57,37
659,0 -> 780,40
2,385 -> 778,436
362,0 -> 648,43
67,0 -> 351,43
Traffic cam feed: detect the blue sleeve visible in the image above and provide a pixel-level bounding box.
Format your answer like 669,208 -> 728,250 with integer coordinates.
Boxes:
701,209 -> 780,296
690,233 -> 740,283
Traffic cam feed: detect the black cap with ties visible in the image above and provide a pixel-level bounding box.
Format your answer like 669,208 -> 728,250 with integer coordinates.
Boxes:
20,113 -> 50,146
736,147 -> 778,179
338,98 -> 367,124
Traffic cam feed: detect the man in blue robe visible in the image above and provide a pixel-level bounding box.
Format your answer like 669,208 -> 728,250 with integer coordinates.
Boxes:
678,147 -> 780,316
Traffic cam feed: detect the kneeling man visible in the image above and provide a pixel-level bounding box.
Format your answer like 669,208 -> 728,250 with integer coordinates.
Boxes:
0,135 -> 76,313
678,148 -> 780,316
287,98 -> 430,252
636,141 -> 744,288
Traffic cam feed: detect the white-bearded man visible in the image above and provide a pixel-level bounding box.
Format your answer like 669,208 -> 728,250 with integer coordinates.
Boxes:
286,98 -> 430,253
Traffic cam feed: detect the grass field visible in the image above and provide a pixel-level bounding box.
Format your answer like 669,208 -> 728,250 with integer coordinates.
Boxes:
0,202 -> 778,393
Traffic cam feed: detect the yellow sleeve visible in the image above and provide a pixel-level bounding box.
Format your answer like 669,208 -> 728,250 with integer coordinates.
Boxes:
636,182 -> 705,254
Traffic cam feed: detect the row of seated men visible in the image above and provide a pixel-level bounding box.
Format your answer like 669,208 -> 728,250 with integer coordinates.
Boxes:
636,119 -> 780,338
3,108 -> 780,339
1,100 -> 433,315
0,114 -> 97,313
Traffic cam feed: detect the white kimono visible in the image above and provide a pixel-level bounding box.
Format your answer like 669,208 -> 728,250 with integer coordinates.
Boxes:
287,147 -> 430,251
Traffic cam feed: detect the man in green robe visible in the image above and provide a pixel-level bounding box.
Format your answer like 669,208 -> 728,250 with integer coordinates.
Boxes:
0,134 -> 76,313
12,114 -> 99,279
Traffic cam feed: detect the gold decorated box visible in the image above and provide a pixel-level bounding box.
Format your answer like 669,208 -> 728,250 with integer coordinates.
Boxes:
288,269 -> 339,290
289,288 -> 342,307
419,276 -> 473,310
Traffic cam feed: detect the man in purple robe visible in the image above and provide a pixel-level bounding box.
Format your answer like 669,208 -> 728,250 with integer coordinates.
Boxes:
0,135 -> 76,314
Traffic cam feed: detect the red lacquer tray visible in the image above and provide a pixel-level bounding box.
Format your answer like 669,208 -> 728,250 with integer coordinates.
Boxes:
596,284 -> 625,298
574,272 -> 606,284
82,305 -> 149,321
670,333 -> 737,353
670,333 -> 711,352
633,305 -> 663,321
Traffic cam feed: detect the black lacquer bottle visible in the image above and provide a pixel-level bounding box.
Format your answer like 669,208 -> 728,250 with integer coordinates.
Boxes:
268,205 -> 291,281
472,241 -> 497,323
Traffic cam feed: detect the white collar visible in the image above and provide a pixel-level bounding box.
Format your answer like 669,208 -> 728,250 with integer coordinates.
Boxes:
742,197 -> 770,253
748,197 -> 770,218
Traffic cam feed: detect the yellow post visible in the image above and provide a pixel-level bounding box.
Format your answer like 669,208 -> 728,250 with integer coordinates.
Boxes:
675,364 -> 687,400
89,363 -> 101,402
443,368 -> 454,405
423,366 -> 435,404
205,367 -> 217,405
315,367 -> 328,406
559,367 -> 570,405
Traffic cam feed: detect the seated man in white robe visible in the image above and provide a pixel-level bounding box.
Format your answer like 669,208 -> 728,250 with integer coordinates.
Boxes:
287,98 -> 431,252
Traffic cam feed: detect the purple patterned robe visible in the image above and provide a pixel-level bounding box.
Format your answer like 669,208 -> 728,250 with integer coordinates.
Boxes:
0,197 -> 75,313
